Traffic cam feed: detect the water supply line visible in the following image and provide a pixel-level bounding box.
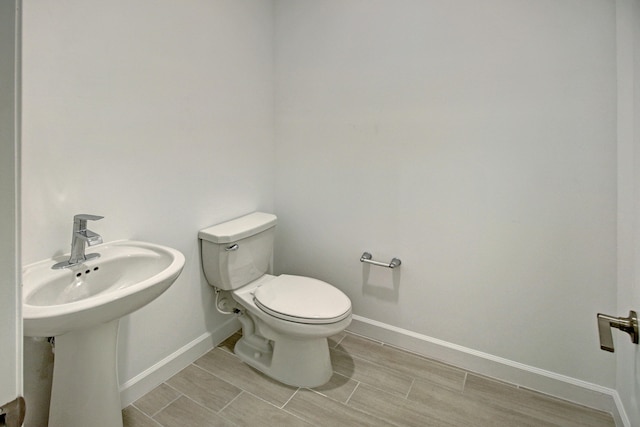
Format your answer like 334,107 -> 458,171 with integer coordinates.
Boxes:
214,288 -> 238,315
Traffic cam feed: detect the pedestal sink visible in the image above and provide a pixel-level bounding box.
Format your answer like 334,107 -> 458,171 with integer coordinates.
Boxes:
22,240 -> 185,427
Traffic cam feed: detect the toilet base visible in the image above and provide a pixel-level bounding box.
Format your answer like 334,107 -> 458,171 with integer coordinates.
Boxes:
234,332 -> 332,388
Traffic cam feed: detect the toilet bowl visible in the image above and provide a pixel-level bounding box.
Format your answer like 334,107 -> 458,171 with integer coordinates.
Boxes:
199,212 -> 352,387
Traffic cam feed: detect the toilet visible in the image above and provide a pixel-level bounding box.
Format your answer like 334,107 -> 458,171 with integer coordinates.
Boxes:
199,212 -> 352,387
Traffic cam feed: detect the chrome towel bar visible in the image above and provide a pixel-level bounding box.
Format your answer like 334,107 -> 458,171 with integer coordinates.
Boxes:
360,252 -> 401,269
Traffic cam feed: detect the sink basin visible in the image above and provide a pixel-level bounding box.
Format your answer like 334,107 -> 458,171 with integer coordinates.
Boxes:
22,240 -> 185,427
23,240 -> 185,337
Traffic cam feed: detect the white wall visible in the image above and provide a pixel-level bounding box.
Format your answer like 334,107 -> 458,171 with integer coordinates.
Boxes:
0,0 -> 21,408
21,0 -> 273,396
21,0 -> 626,419
274,0 -> 618,388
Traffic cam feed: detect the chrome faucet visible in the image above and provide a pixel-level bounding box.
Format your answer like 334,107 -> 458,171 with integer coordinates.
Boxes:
52,214 -> 104,269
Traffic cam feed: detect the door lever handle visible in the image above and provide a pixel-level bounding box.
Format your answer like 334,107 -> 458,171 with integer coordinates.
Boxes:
596,310 -> 638,352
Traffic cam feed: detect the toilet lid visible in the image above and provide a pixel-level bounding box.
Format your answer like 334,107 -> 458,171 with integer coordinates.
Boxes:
253,275 -> 351,324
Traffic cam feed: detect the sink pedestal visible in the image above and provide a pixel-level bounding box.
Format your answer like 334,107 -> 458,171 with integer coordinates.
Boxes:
49,320 -> 123,427
22,240 -> 186,426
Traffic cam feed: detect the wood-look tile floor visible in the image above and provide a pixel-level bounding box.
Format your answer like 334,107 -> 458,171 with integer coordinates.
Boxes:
123,331 -> 615,427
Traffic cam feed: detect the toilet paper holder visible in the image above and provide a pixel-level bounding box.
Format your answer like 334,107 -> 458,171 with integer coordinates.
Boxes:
596,310 -> 638,352
360,252 -> 401,269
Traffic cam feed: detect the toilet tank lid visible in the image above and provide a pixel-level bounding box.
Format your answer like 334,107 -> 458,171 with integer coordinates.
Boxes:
199,212 -> 277,244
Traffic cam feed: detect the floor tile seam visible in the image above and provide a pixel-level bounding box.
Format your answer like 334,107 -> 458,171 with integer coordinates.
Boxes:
342,386 -> 414,427
218,345 -> 235,355
347,381 -> 482,427
336,340 -> 469,385
348,340 -> 469,383
139,411 -> 164,427
280,388 -> 326,425
304,382 -> 403,427
294,386 -> 396,427
218,389 -> 246,414
343,380 -> 361,405
515,384 -> 615,417
194,350 -> 303,407
136,382 -> 185,418
302,381 -> 351,404
380,340 -> 460,367
495,386 -> 616,425
192,358 -> 216,377
158,391 -> 241,427
188,360 -> 245,396
333,346 -> 413,378
262,388 -> 316,425
454,385 -> 606,427
331,333 -> 348,348
277,407 -> 317,426
347,378 -> 451,412
332,347 -> 415,394
348,380 -> 411,403
232,385 -> 301,410
405,377 -> 416,399
133,412 -> 163,427
351,334 -> 473,382
461,371 -> 468,394
192,355 -> 243,389
279,386 -> 302,409
128,402 -> 168,425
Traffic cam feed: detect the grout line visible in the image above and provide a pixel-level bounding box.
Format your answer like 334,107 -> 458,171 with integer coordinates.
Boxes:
136,382 -> 184,418
344,381 -> 360,405
332,333 -> 347,348
240,387 -> 298,409
174,393 -> 243,427
332,346 -> 413,382
275,388 -> 325,424
176,392 -> 222,416
138,410 -> 163,427
191,353 -> 239,385
150,394 -> 183,418
218,345 -> 235,355
405,378 -> 415,400
190,361 -> 226,379
217,390 -> 244,414
280,387 -> 301,409
461,372 -> 468,394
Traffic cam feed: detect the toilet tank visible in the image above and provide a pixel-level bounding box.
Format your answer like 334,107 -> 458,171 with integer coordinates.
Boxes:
199,212 -> 277,290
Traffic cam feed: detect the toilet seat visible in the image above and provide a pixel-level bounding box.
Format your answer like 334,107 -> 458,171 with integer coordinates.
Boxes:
253,275 -> 351,324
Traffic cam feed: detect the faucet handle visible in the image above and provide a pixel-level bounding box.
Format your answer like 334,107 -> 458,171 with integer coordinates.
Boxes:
74,214 -> 104,222
73,214 -> 104,232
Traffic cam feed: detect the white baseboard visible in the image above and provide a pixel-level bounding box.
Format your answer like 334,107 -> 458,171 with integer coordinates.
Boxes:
347,314 -> 628,427
119,317 -> 241,407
